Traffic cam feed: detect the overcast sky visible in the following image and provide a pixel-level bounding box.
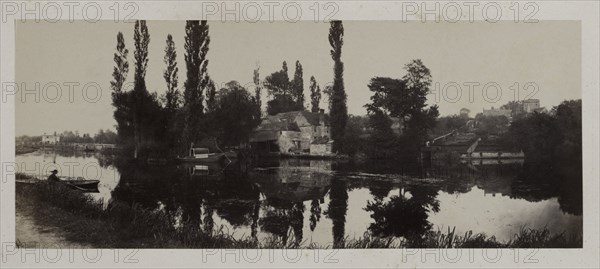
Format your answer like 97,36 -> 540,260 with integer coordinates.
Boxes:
16,20 -> 580,136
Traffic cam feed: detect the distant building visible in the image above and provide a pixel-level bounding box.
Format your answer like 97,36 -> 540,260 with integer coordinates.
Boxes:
522,99 -> 540,113
482,107 -> 512,118
249,110 -> 331,154
459,108 -> 471,118
42,133 -> 60,145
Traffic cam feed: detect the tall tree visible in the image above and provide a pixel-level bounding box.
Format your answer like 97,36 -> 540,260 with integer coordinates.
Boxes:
111,32 -> 129,97
253,66 -> 262,116
329,21 -> 348,151
110,32 -> 131,144
202,78 -> 218,139
183,20 -> 211,147
365,60 -> 439,158
159,33 -> 181,152
204,79 -> 217,114
163,34 -> 180,113
265,61 -> 296,115
401,60 -> 439,138
264,61 -> 290,96
309,76 -> 321,113
132,20 -> 152,158
292,60 -> 305,109
323,84 -> 333,112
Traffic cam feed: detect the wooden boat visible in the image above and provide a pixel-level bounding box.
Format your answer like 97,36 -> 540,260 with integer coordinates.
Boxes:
16,176 -> 100,191
176,147 -> 237,163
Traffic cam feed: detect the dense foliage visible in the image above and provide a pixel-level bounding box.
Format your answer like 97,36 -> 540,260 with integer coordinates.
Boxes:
506,100 -> 581,164
473,114 -> 509,138
292,60 -> 305,109
211,81 -> 262,147
182,20 -> 211,148
264,61 -> 305,115
363,60 -> 439,159
432,115 -> 469,135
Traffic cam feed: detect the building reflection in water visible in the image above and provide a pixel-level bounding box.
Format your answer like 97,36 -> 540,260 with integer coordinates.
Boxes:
102,155 -> 581,247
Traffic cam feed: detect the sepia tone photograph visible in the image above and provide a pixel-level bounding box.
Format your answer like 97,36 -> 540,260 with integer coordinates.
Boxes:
11,19 -> 584,250
1,1 -> 598,268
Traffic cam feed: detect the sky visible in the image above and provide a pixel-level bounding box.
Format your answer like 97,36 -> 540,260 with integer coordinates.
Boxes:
16,20 -> 581,136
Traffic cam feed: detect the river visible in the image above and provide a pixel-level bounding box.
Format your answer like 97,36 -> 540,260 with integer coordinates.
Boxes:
16,150 -> 582,247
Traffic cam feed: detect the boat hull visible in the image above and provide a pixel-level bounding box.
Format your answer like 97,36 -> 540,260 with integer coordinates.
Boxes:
16,178 -> 100,191
64,180 -> 100,189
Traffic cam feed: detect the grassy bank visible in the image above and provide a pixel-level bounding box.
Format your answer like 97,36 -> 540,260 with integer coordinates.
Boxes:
16,182 -> 582,248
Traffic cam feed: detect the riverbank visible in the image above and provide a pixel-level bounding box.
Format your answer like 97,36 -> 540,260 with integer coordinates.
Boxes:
16,181 -> 581,248
16,192 -> 92,248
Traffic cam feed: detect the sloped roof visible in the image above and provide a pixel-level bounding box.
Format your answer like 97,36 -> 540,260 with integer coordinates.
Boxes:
256,116 -> 301,132
250,110 -> 330,143
250,116 -> 302,143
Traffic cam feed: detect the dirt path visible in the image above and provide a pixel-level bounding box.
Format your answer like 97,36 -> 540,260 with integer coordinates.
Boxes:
16,200 -> 92,248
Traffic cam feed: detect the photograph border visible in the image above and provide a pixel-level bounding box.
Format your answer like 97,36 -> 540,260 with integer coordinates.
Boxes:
1,1 -> 599,268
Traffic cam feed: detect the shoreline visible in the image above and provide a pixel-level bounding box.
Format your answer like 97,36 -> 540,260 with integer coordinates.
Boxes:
15,182 -> 582,249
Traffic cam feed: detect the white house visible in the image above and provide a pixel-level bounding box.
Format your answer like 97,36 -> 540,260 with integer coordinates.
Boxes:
42,133 -> 60,145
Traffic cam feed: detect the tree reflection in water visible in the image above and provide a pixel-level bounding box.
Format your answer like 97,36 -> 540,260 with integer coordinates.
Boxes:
511,161 -> 582,216
253,159 -> 332,245
365,185 -> 440,240
102,155 -> 581,247
325,178 -> 348,248
309,199 -> 323,231
367,180 -> 394,200
202,204 -> 214,234
259,198 -> 305,245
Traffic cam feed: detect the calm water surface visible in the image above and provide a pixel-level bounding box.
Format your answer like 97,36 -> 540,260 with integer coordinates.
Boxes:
16,150 -> 582,246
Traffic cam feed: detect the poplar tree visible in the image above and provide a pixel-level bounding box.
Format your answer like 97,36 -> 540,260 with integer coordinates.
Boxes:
132,20 -> 151,158
292,60 -> 305,110
163,34 -> 180,113
329,21 -> 348,151
110,32 -> 131,144
309,76 -> 321,113
253,66 -> 262,115
183,20 -> 211,146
